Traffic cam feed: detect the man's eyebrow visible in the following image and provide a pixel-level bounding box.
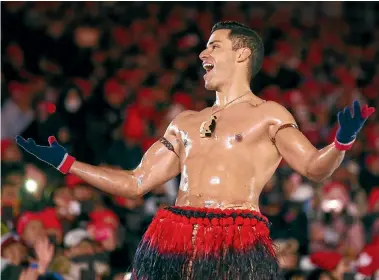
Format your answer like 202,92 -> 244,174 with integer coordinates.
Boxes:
207,40 -> 222,47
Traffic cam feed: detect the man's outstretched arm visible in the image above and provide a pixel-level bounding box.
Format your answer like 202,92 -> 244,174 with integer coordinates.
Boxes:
268,100 -> 375,182
69,129 -> 180,198
16,114 -> 185,198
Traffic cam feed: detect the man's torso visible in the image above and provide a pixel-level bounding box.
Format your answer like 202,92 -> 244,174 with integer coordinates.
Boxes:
173,99 -> 284,211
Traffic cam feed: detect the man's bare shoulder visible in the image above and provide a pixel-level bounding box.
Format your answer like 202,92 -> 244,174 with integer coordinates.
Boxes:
167,109 -> 204,134
262,100 -> 297,125
172,108 -> 211,125
173,110 -> 198,123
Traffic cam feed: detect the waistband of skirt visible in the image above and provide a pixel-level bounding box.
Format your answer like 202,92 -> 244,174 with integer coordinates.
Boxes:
157,206 -> 271,228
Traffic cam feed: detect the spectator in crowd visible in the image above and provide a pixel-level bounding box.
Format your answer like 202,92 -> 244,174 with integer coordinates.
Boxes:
1,223 -> 55,280
308,251 -> 353,280
309,181 -> 365,258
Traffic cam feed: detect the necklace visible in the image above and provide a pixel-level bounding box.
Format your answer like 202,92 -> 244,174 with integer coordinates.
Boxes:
200,91 -> 251,138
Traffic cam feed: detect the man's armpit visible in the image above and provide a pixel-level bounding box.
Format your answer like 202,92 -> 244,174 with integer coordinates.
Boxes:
159,137 -> 179,158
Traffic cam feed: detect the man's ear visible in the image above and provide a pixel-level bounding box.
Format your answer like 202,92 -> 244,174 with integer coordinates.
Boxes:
236,48 -> 251,63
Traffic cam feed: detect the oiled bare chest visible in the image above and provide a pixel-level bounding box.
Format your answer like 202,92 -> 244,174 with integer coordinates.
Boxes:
177,106 -> 269,158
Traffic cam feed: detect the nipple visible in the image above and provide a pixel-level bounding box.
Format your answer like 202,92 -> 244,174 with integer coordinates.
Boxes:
235,134 -> 243,142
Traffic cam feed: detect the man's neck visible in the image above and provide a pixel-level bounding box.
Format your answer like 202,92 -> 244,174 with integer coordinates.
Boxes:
214,84 -> 254,107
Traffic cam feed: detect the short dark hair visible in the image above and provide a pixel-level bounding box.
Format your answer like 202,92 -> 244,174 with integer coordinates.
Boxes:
211,21 -> 264,79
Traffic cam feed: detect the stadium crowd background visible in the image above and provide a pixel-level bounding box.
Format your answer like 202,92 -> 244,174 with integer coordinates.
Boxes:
1,2 -> 379,280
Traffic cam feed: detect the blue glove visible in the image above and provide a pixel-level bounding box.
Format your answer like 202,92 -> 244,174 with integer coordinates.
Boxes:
15,136 -> 75,174
335,100 -> 375,150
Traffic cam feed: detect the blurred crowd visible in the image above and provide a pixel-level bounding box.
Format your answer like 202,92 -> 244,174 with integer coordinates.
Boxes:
1,2 -> 379,280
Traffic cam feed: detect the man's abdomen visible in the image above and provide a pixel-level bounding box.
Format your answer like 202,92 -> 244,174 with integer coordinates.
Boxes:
175,156 -> 267,210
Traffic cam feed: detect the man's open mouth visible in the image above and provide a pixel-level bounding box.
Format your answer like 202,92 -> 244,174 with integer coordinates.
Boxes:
203,63 -> 214,73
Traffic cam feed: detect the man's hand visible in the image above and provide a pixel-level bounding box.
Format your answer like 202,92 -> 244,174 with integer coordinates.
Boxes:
267,101 -> 353,182
335,100 -> 375,150
15,136 -> 75,174
33,236 -> 55,274
3,243 -> 23,266
18,268 -> 39,280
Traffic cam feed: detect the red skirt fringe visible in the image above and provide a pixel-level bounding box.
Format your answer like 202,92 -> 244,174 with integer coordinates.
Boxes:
132,206 -> 279,280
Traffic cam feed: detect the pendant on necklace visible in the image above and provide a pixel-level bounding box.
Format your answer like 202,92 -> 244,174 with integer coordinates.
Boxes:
200,115 -> 217,138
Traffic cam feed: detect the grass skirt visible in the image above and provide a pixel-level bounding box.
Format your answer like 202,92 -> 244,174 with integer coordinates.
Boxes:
131,206 -> 279,280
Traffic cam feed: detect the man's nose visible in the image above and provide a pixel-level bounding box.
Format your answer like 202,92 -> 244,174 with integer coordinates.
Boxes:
199,49 -> 209,61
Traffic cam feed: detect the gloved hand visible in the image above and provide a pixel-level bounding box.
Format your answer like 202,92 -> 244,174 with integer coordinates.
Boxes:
15,136 -> 75,174
334,100 -> 375,150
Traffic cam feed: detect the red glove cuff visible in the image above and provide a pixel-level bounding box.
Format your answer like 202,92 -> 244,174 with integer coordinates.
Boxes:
57,154 -> 76,174
334,138 -> 355,151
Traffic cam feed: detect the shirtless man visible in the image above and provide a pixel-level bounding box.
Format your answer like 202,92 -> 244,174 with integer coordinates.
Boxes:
16,21 -> 375,279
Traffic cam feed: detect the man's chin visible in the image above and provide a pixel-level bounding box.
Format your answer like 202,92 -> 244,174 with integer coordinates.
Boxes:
204,81 -> 216,91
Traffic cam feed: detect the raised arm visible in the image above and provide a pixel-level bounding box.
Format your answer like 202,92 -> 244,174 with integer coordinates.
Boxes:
268,100 -> 375,182
16,113 -> 187,198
